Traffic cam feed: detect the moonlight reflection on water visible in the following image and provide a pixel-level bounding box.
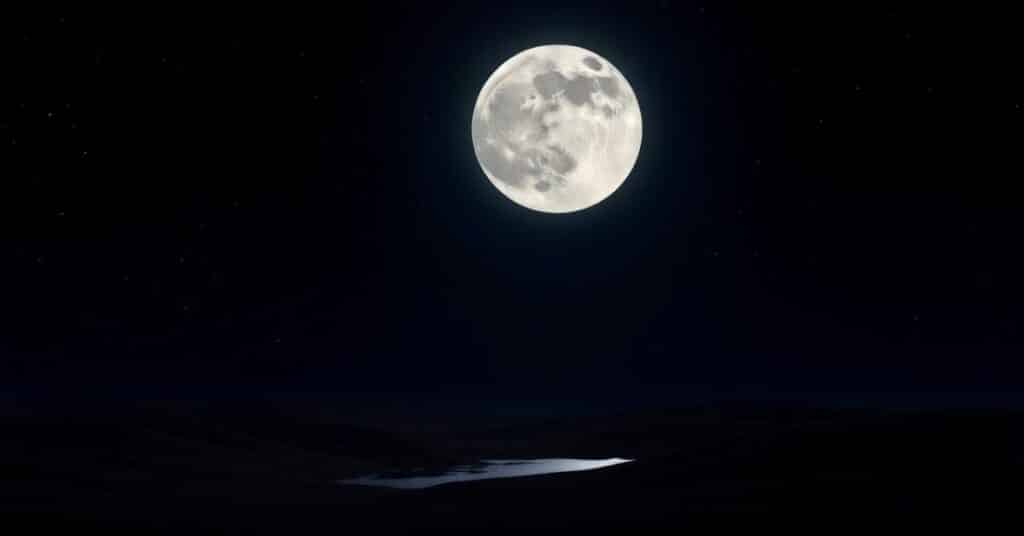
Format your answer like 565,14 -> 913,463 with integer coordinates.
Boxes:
339,458 -> 634,489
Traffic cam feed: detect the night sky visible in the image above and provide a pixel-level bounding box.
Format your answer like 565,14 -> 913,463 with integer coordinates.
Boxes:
4,5 -> 1023,408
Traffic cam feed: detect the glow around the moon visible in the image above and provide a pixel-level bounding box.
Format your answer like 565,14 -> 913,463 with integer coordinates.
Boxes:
472,45 -> 642,213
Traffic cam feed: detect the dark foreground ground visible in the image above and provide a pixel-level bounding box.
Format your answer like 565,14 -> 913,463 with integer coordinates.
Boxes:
3,400 -> 1022,533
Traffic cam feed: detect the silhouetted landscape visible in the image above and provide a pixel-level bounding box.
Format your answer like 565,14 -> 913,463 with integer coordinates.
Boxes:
4,399 -> 1022,532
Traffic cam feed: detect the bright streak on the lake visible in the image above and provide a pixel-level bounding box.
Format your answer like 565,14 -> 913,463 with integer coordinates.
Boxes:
338,458 -> 634,489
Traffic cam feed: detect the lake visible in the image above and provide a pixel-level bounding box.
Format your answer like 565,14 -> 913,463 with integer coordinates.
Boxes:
339,458 -> 634,489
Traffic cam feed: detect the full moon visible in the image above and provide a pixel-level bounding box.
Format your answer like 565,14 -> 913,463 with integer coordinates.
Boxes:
471,45 -> 642,213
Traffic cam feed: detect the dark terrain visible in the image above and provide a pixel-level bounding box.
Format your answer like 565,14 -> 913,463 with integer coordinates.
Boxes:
3,400 -> 1022,532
